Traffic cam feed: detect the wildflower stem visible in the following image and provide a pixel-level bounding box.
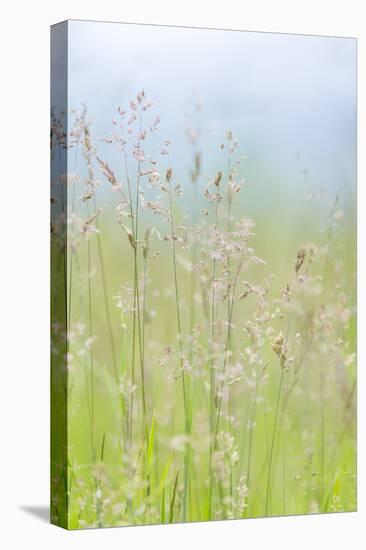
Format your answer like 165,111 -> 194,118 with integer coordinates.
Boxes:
93,198 -> 119,383
67,142 -> 79,332
123,151 -> 136,447
245,372 -> 258,515
214,256 -> 244,439
265,366 -> 285,515
168,175 -> 189,521
86,199 -> 95,462
134,109 -> 149,446
208,195 -> 220,518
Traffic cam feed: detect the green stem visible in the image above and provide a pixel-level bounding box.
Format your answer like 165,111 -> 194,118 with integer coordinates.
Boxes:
214,256 -> 244,440
168,178 -> 189,521
208,198 -> 219,518
134,110 -> 148,446
265,367 -> 285,515
245,373 -> 258,515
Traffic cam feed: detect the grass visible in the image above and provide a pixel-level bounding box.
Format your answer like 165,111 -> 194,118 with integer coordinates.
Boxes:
50,91 -> 357,529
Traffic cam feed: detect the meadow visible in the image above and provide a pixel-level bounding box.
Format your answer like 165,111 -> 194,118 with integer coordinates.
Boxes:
51,90 -> 356,529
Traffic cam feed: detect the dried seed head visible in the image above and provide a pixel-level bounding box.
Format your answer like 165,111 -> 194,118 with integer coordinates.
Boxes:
121,225 -> 136,249
96,156 -> 119,188
191,152 -> 201,184
272,331 -> 288,368
137,89 -> 145,104
272,331 -> 284,355
295,247 -> 307,274
214,171 -> 222,187
195,152 -> 201,173
166,168 -> 173,183
238,289 -> 252,301
143,227 -> 151,259
81,208 -> 102,235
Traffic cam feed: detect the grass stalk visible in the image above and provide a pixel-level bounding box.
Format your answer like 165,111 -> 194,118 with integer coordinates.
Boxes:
245,373 -> 258,514
208,190 -> 220,518
265,366 -> 285,515
167,172 -> 190,521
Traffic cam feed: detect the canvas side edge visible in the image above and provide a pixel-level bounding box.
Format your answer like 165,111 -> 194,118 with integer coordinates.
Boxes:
50,20 -> 69,530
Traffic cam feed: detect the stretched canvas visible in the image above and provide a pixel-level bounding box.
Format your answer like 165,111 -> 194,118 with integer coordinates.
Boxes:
51,20 -> 357,529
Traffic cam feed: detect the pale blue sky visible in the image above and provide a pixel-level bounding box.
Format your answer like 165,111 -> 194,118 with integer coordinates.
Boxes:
67,20 -> 356,209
